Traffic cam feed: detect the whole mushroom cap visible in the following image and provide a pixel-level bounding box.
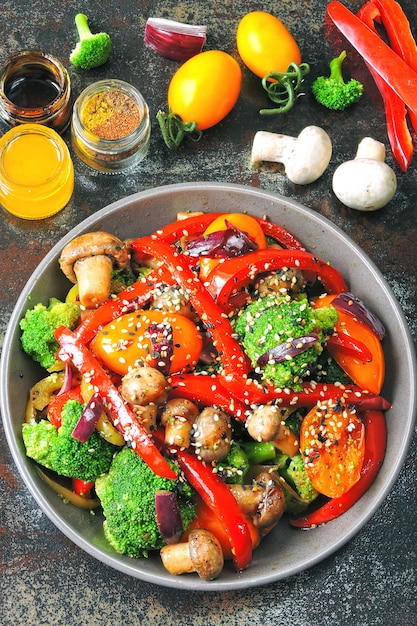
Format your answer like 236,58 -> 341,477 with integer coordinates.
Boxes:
332,158 -> 397,211
188,529 -> 224,580
59,231 -> 130,283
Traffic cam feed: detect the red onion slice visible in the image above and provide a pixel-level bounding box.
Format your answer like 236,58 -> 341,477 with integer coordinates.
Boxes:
155,490 -> 183,544
327,333 -> 373,363
148,321 -> 174,376
186,223 -> 258,258
56,362 -> 73,396
144,18 -> 207,62
257,333 -> 319,366
71,392 -> 104,443
332,292 -> 386,339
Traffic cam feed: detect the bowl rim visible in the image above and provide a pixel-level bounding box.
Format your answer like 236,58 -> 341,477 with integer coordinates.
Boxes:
1,181 -> 416,591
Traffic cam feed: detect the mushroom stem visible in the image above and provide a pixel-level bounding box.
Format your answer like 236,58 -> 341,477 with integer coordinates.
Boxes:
73,255 -> 113,308
355,136 -> 386,161
251,125 -> 332,185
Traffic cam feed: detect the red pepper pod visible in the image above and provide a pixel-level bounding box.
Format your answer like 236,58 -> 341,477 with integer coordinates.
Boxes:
327,1 -> 417,116
357,2 -> 414,171
173,446 -> 253,572
290,410 -> 387,528
54,326 -> 177,480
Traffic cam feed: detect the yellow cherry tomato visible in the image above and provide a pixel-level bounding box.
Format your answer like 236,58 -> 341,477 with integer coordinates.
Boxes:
167,50 -> 242,131
236,11 -> 301,78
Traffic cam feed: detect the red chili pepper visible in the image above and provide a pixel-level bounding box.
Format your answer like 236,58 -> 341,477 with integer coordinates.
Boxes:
75,265 -> 175,344
357,2 -> 414,171
72,477 -> 95,498
290,410 -> 387,528
54,326 -> 177,480
205,249 -> 348,312
170,444 -> 253,572
371,0 -> 417,133
326,332 -> 373,363
327,1 -> 417,116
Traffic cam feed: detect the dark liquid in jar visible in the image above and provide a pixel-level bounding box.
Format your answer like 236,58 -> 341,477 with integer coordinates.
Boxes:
5,75 -> 60,108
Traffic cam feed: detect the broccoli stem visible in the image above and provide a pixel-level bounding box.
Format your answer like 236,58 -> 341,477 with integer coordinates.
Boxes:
329,50 -> 348,83
74,13 -> 93,40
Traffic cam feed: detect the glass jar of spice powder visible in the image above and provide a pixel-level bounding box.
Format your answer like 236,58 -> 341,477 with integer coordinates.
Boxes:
71,79 -> 151,173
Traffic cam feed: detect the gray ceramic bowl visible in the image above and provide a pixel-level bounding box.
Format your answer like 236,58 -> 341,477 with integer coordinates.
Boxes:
1,182 -> 416,591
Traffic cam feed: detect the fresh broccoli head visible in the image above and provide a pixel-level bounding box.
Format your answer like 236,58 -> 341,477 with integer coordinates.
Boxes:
215,442 -> 250,484
95,446 -> 196,557
312,50 -> 364,111
276,452 -> 319,515
234,294 -> 338,390
20,298 -> 80,370
22,400 -> 117,482
70,13 -> 112,70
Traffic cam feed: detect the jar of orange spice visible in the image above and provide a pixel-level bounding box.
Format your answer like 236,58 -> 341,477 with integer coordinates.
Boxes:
71,79 -> 151,173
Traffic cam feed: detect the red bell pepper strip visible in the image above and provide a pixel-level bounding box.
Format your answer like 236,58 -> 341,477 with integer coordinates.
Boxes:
74,264 -> 175,345
72,477 -> 95,498
357,2 -> 414,171
144,211 -> 305,250
290,409 -> 387,528
326,332 -> 373,363
171,371 -> 390,413
54,326 -> 177,480
327,1 -> 417,117
168,444 -> 253,572
131,236 -> 251,377
169,373 -> 249,420
205,249 -> 348,312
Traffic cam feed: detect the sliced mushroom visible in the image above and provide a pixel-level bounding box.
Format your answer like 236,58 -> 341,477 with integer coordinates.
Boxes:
59,231 -> 130,308
192,406 -> 232,463
160,528 -> 224,580
160,398 -> 200,447
119,365 -> 169,406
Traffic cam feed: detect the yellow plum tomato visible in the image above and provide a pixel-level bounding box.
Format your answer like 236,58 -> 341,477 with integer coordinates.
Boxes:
167,50 -> 242,131
236,11 -> 301,78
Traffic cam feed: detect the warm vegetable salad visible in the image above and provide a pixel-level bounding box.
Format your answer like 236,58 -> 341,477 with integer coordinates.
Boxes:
21,211 -> 390,580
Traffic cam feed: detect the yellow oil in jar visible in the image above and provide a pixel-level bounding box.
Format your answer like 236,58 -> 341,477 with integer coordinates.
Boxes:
0,124 -> 74,219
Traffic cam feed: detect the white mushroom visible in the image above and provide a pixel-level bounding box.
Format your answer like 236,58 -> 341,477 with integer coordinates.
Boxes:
160,529 -> 224,580
332,137 -> 397,211
60,231 -> 130,308
251,125 -> 332,184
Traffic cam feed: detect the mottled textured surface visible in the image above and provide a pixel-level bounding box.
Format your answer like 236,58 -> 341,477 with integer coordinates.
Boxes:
0,1 -> 416,624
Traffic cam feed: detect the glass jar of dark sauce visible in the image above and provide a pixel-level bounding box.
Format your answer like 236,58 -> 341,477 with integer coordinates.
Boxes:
0,50 -> 71,135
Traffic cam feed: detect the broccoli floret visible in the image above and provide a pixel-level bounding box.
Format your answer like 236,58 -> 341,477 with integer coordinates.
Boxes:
70,13 -> 112,70
234,294 -> 338,390
215,442 -> 250,484
95,446 -> 196,557
277,452 -> 319,515
22,400 -> 116,482
20,298 -> 80,370
312,50 -> 364,111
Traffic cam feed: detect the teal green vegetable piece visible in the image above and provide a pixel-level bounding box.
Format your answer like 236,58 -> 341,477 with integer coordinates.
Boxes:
95,446 -> 196,558
22,400 -> 117,482
70,13 -> 112,69
234,294 -> 338,391
311,50 -> 364,110
20,297 -> 80,370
